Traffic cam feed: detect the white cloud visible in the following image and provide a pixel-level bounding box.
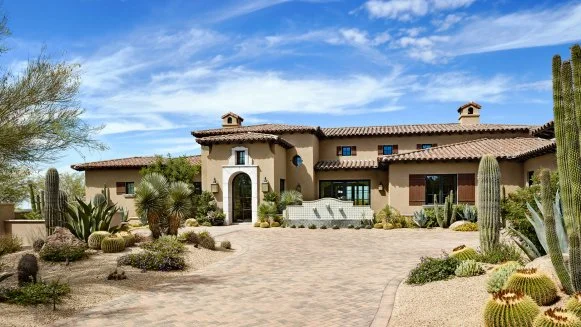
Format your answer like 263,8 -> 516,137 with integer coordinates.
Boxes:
362,0 -> 474,21
418,72 -> 510,103
432,14 -> 463,31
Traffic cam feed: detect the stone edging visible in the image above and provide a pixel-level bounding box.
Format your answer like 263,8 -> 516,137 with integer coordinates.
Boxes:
370,277 -> 405,327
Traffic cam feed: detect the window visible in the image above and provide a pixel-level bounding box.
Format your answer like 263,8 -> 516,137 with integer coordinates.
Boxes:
421,144 -> 433,149
425,175 -> 457,204
319,180 -> 370,205
235,150 -> 245,165
378,145 -> 398,155
337,146 -> 356,156
528,171 -> 535,186
125,182 -> 135,195
417,144 -> 437,150
382,145 -> 393,155
292,155 -> 303,167
280,179 -> 286,192
468,108 -> 474,114
116,182 -> 134,195
193,182 -> 202,194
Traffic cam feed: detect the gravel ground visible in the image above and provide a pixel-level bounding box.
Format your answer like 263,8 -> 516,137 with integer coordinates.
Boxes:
389,267 -> 568,327
0,238 -> 232,327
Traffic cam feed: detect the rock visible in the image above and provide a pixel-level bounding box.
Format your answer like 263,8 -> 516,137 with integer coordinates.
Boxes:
526,254 -> 569,290
132,229 -> 153,243
45,227 -> 86,248
449,220 -> 471,230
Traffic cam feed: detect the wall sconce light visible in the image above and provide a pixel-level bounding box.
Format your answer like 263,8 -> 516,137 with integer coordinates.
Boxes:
261,177 -> 270,193
378,182 -> 384,191
296,184 -> 302,193
211,178 -> 219,193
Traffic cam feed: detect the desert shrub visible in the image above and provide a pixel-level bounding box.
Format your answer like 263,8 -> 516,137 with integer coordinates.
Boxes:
476,243 -> 523,264
455,259 -> 485,277
207,209 -> 226,226
376,205 -> 411,228
258,201 -> 278,223
320,225 -> 327,229
201,221 -> 212,227
365,225 -> 372,229
354,226 -> 361,230
184,218 -> 199,227
198,232 -> 216,250
263,191 -> 280,206
39,243 -> 86,262
179,231 -> 199,245
0,235 -> 22,256
140,235 -> 185,255
308,224 -> 317,229
271,221 -> 280,227
221,240 -> 231,249
486,261 -> 523,293
298,224 -> 305,228
279,190 -> 302,212
406,256 -> 460,285
118,251 -> 185,271
0,280 -> 70,305
374,223 -> 384,229
422,208 -> 441,227
348,224 -> 354,229
332,225 -> 339,230
23,211 -> 42,220
32,239 -> 45,252
260,222 -> 270,228
452,222 -> 478,231
290,225 -> 296,228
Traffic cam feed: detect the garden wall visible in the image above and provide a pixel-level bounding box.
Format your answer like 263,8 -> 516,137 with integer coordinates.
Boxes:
3,220 -> 46,246
284,198 -> 374,227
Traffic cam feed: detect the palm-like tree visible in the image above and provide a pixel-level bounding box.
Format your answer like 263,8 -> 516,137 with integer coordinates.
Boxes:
167,181 -> 192,235
135,173 -> 168,239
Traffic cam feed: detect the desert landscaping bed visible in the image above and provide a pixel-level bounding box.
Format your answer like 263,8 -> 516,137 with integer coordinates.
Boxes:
0,238 -> 232,327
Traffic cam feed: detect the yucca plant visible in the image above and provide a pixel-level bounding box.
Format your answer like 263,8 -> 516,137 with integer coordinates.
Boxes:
167,181 -> 192,236
65,197 -> 118,242
135,173 -> 168,239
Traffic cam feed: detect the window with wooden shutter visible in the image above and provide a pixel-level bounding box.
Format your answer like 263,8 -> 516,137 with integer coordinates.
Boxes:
457,173 -> 476,204
378,145 -> 383,155
116,182 -> 126,195
351,146 -> 357,156
409,175 -> 426,206
393,145 -> 398,154
336,146 -> 342,156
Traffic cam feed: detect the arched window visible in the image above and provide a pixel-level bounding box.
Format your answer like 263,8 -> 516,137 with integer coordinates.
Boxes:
292,155 -> 303,167
227,117 -> 233,124
468,108 -> 474,115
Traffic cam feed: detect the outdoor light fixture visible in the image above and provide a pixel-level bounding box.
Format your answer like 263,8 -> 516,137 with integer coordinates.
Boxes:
261,177 -> 269,193
378,182 -> 384,191
296,184 -> 302,192
211,178 -> 219,193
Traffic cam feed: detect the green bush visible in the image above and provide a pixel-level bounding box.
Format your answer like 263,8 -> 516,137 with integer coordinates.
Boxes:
263,191 -> 280,205
354,226 -> 361,230
332,225 -> 340,230
348,224 -> 354,229
290,225 -> 296,228
201,221 -> 212,227
475,243 -> 522,264
258,201 -> 278,222
140,235 -> 185,255
0,280 -> 70,305
308,224 -> 317,229
454,259 -> 485,277
221,240 -> 231,249
279,190 -> 303,212
320,225 -> 327,229
298,224 -> 305,228
452,222 -> 478,231
406,256 -> 460,285
486,261 -> 523,293
179,231 -> 199,245
374,223 -> 384,229
23,211 -> 42,220
39,243 -> 86,262
0,235 -> 22,256
118,251 -> 186,271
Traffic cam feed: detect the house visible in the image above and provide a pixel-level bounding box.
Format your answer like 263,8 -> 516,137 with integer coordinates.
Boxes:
72,102 -> 556,224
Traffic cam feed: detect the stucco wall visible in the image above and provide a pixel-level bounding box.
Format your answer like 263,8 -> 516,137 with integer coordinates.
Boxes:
318,132 -> 531,161
523,153 -> 557,184
388,161 -> 525,216
281,133 -> 319,200
315,169 -> 388,212
4,220 -> 46,246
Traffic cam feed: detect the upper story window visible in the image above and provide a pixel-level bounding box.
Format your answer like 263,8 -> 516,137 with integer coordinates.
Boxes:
116,182 -> 134,195
292,155 -> 303,167
468,108 -> 474,114
227,117 -> 233,124
379,145 -> 398,155
417,144 -> 437,150
337,146 -> 356,156
125,182 -> 135,195
235,150 -> 246,165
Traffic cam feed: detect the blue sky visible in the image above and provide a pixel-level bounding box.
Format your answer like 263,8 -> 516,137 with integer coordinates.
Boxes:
2,0 -> 580,172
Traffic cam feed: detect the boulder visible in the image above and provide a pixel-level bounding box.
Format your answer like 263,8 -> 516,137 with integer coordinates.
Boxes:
526,254 -> 569,290
45,227 -> 86,248
449,220 -> 471,230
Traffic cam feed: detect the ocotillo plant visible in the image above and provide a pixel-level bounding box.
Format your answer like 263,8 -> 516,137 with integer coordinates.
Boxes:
44,168 -> 60,235
552,44 -> 581,290
540,169 -> 574,294
477,155 -> 501,252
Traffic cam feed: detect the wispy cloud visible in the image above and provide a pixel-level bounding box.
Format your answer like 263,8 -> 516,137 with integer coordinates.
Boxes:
361,0 -> 475,21
417,72 -> 511,103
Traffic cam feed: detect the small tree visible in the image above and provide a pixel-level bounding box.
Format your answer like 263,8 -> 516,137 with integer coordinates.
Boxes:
140,155 -> 201,184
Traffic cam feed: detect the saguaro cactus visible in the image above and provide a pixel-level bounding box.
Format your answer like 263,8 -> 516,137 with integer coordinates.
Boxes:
541,169 -> 574,294
477,155 -> 501,252
553,45 -> 581,291
58,190 -> 68,227
28,183 -> 37,213
44,168 -> 60,235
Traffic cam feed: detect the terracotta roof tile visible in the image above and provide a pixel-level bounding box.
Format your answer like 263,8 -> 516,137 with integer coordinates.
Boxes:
379,138 -> 555,163
457,101 -> 482,113
192,124 -> 322,137
530,120 -> 554,139
314,159 -> 378,171
196,132 -> 294,149
221,112 -> 244,121
71,155 -> 201,171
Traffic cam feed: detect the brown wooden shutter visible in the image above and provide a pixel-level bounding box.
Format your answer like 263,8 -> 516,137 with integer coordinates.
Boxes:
351,146 -> 357,156
457,174 -> 476,204
336,146 -> 342,156
378,145 -> 383,155
393,145 -> 398,154
432,143 -> 438,148
116,182 -> 126,195
409,175 -> 426,206
416,144 -> 422,150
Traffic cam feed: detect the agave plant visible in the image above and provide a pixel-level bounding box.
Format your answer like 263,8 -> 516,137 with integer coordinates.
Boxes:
459,205 -> 478,222
65,197 -> 119,242
413,209 -> 429,228
167,181 -> 192,235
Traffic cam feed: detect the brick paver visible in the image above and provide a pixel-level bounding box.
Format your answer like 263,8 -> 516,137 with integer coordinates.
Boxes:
54,226 -> 478,327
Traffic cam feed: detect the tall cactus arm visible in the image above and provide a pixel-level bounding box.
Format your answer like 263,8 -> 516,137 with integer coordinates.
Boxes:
541,169 -> 574,294
572,45 -> 581,126
477,155 -> 501,252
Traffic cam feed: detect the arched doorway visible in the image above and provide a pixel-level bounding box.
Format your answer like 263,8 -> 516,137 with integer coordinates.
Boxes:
232,173 -> 252,222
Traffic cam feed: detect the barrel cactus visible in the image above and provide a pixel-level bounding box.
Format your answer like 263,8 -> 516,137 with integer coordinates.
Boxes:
450,245 -> 478,261
88,231 -> 111,250
455,259 -> 484,277
533,308 -> 581,327
478,155 -> 502,253
504,268 -> 559,306
483,290 -> 540,327
119,232 -> 136,247
101,235 -> 126,253
260,222 -> 270,228
566,293 -> 581,319
184,218 -> 199,227
487,261 -> 523,293
93,193 -> 107,207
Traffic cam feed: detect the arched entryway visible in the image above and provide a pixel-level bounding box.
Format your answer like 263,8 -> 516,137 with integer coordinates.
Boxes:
232,173 -> 252,222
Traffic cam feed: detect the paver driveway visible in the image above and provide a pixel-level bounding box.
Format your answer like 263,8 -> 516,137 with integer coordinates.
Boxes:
55,225 -> 478,327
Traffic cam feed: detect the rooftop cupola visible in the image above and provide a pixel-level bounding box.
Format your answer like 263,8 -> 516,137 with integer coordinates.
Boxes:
221,112 -> 244,128
457,102 -> 481,125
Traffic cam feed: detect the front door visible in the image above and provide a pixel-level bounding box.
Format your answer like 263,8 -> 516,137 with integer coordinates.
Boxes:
232,173 -> 252,222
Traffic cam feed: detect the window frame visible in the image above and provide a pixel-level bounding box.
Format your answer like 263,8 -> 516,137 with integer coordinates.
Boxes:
291,155 -> 303,167
424,174 -> 457,205
341,146 -> 352,156
235,150 -> 246,165
382,145 -> 393,155
280,179 -> 286,192
125,182 -> 135,195
319,179 -> 371,206
421,144 -> 433,150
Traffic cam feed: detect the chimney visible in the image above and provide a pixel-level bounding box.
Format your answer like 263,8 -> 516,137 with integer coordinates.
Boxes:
221,112 -> 243,128
457,102 -> 481,125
